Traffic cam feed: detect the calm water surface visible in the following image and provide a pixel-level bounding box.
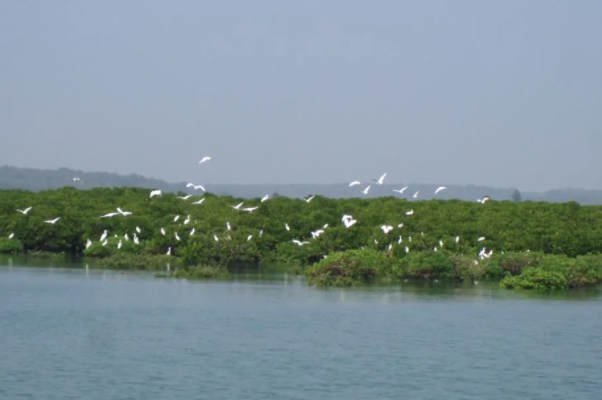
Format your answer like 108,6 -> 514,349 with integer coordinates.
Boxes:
1,259 -> 601,400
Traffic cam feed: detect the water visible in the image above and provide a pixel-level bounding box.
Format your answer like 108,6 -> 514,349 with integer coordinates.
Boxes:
1,260 -> 602,400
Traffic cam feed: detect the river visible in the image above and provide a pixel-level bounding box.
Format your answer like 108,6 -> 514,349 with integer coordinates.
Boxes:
1,257 -> 601,399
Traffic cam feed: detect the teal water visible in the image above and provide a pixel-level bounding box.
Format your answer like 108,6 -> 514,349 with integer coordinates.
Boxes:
1,260 -> 601,399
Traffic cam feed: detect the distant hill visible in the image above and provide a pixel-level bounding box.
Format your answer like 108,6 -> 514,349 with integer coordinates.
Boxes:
2,165 -> 602,204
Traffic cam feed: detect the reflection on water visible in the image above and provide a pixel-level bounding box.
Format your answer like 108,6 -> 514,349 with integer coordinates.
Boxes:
1,258 -> 601,399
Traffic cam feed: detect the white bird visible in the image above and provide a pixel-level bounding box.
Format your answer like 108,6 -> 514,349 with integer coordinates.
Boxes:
292,239 -> 309,246
160,228 -> 166,236
190,228 -> 195,236
349,181 -> 361,187
100,212 -> 119,218
285,223 -> 290,231
174,215 -> 180,222
477,196 -> 491,203
183,215 -> 191,225
371,172 -> 387,185
213,235 -> 219,242
177,195 -> 193,200
412,191 -> 419,199
259,229 -> 263,237
261,195 -> 269,202
8,233 -> 14,239
85,239 -> 92,249
16,207 -> 32,215
304,195 -> 315,203
439,240 -> 444,247
192,198 -> 205,205
231,202 -> 244,210
186,183 -> 206,191
226,222 -> 231,231
455,236 -> 460,244
478,236 -> 485,242
381,225 -> 394,234
405,210 -> 414,216
362,185 -> 371,195
434,186 -> 447,195
242,207 -> 259,212
405,246 -> 409,253
247,235 -> 253,241
397,223 -> 404,228
116,207 -> 132,216
73,177 -> 80,181
344,219 -> 357,228
398,236 -> 402,244
166,247 -> 171,255
198,156 -> 211,163
174,232 -> 180,241
149,189 -> 162,198
102,239 -> 108,246
134,236 -> 139,245
100,230 -> 108,241
117,240 -> 122,249
393,186 -> 408,194
124,233 -> 129,241
44,217 -> 60,224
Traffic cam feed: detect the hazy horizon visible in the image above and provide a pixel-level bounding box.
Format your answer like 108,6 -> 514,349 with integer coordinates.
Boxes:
2,1 -> 601,191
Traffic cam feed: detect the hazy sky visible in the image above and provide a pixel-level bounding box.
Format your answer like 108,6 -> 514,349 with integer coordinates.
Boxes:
1,1 -> 600,191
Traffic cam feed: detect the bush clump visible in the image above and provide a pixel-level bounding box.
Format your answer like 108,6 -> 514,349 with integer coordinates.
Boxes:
305,249 -> 394,286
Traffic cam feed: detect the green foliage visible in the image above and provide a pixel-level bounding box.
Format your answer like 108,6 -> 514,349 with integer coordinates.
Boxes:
167,265 -> 231,280
98,254 -> 175,271
305,249 -> 394,286
0,238 -> 23,254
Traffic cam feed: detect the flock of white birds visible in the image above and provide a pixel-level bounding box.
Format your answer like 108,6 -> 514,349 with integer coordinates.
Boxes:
6,156 -> 495,265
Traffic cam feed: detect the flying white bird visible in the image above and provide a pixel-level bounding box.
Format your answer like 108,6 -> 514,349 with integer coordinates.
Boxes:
230,202 -> 244,210
247,235 -> 252,241
381,225 -> 394,234
371,172 -> 387,185
261,195 -> 269,202
177,195 -> 193,200
8,233 -> 14,239
292,239 -> 309,246
393,186 -> 408,194
242,207 -> 259,212
100,212 -> 119,218
192,198 -> 205,205
116,207 -> 132,216
349,181 -> 361,187
434,186 -> 447,195
304,195 -> 315,203
149,189 -> 162,198
198,156 -> 211,163
477,196 -> 491,203
16,207 -> 32,215
362,185 -> 371,195
344,219 -> 357,228
44,217 -> 60,224
412,191 -> 419,199
405,210 -> 414,216
186,183 -> 206,191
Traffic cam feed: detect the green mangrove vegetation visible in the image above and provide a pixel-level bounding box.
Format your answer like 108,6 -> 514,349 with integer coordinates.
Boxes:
1,187 -> 602,288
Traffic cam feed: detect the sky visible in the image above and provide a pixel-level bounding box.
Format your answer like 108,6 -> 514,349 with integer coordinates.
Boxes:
1,1 -> 601,191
